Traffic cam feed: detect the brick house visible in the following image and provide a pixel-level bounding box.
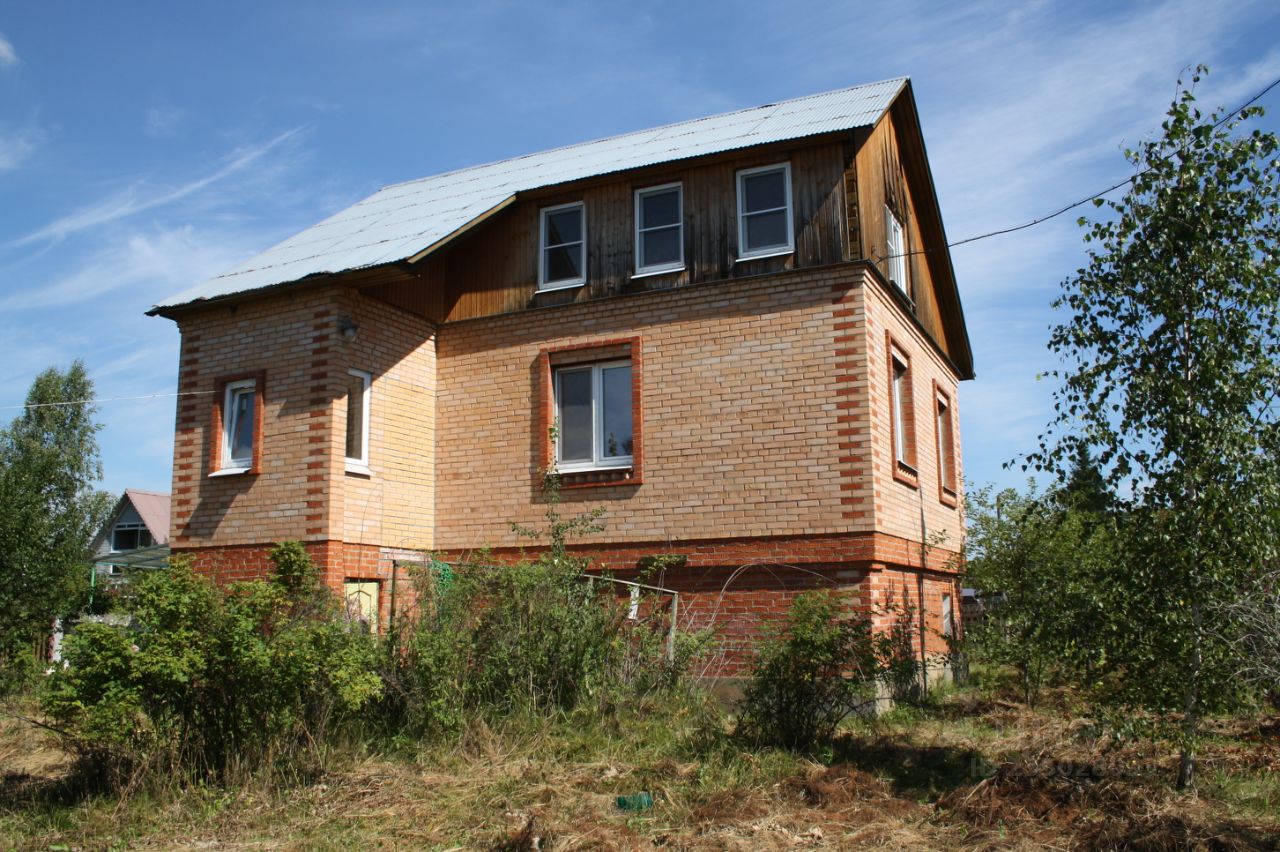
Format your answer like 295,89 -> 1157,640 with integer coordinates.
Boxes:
149,77 -> 973,669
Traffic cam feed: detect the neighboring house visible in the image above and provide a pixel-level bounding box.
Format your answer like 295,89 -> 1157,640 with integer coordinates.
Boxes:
92,489 -> 171,560
148,77 -> 973,668
90,488 -> 172,583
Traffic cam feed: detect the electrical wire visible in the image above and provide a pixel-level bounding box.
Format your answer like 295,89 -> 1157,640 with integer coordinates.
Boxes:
0,390 -> 215,411
5,77 -> 1278,413
903,74 -> 1280,259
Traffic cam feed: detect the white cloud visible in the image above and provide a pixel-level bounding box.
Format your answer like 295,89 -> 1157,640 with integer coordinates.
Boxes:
0,224 -> 264,312
0,121 -> 43,172
144,106 -> 185,138
0,32 -> 17,67
9,127 -> 306,247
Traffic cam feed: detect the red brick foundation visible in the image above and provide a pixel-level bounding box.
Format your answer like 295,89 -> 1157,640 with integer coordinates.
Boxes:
177,530 -> 961,674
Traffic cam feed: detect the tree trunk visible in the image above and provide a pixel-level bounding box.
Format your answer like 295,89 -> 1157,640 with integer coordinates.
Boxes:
1177,600 -> 1203,790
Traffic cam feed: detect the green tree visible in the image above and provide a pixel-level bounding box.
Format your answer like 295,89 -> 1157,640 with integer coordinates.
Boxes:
1030,68 -> 1280,787
0,361 -> 113,689
962,483 -> 1116,704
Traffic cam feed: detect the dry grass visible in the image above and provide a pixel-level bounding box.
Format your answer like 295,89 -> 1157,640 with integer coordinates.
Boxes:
2,690 -> 1278,850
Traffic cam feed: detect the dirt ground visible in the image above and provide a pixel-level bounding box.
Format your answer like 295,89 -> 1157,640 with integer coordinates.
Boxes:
2,692 -> 1278,850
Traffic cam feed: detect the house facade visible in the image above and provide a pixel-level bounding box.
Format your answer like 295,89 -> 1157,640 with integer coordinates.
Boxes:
150,78 -> 973,668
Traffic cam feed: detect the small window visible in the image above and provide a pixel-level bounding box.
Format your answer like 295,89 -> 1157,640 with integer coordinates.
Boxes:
111,523 -> 152,552
554,360 -> 633,472
736,163 -> 794,259
888,342 -> 917,483
941,593 -> 954,638
345,369 -> 372,473
885,205 -> 909,298
539,202 -> 586,290
892,358 -> 909,465
343,579 -> 380,634
936,388 -> 958,502
222,379 -> 256,472
635,183 -> 683,274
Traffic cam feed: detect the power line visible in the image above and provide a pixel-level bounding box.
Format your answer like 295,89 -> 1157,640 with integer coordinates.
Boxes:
901,74 -> 1280,259
0,390 -> 215,412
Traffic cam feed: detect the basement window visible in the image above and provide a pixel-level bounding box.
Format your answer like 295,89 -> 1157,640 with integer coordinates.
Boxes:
539,202 -> 586,290
554,360 -> 633,472
736,162 -> 794,259
634,183 -> 683,275
343,579 -> 380,634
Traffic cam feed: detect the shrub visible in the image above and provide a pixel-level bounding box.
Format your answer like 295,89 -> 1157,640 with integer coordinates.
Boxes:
736,591 -> 884,750
735,591 -> 927,750
41,544 -> 381,785
383,550 -> 693,739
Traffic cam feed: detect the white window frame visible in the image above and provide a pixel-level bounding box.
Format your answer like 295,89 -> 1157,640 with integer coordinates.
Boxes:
538,201 -> 587,291
634,182 -> 684,276
553,359 -> 634,473
892,356 -> 909,466
110,522 -> 152,553
736,162 -> 794,260
941,593 -> 954,638
936,392 -> 955,493
345,369 -> 372,474
885,205 -> 909,297
219,378 -> 256,474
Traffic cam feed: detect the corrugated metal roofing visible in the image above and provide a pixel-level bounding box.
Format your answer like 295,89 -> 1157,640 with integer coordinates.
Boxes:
125,489 -> 171,545
154,77 -> 907,311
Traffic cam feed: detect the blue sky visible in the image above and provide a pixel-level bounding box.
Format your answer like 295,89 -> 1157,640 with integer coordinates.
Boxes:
1,0 -> 1278,499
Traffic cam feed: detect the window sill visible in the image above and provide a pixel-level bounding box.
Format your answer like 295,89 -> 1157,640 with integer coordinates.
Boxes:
940,486 -> 959,508
536,280 -> 586,293
557,467 -> 641,489
892,460 -> 919,489
210,466 -> 252,478
345,461 -> 373,477
631,265 -> 685,280
734,248 -> 794,263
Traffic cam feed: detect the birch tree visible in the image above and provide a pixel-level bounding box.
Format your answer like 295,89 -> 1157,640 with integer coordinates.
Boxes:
1030,68 -> 1280,788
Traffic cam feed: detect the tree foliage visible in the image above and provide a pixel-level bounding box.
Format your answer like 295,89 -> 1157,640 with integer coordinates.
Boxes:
0,361 -> 112,689
1029,67 -> 1280,787
43,545 -> 383,784
962,479 -> 1118,705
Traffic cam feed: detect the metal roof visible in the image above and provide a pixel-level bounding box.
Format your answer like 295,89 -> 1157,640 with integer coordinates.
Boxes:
124,488 -> 171,545
153,77 -> 907,311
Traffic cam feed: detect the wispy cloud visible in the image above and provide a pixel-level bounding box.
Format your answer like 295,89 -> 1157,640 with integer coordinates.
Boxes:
9,127 -> 305,248
0,32 -> 17,68
0,224 -> 261,312
144,105 -> 186,138
0,120 -> 43,172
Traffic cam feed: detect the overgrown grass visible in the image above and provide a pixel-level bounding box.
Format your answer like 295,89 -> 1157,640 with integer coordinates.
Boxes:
6,679 -> 1278,850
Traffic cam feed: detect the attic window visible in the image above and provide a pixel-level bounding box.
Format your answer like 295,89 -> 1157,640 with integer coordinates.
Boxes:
885,205 -> 910,299
539,202 -> 586,290
634,183 -> 683,275
111,522 -> 153,552
736,163 -> 794,260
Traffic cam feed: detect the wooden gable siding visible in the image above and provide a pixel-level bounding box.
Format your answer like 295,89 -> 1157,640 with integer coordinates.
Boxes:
849,105 -> 953,364
367,139 -> 851,324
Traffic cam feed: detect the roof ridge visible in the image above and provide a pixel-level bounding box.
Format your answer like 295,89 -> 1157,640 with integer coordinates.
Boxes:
375,76 -> 910,194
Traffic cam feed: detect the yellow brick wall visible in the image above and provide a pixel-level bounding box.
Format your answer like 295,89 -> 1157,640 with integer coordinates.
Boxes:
171,288 -> 342,546
170,286 -> 436,552
434,267 -> 858,549
333,291 -> 436,552
861,280 -> 965,554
